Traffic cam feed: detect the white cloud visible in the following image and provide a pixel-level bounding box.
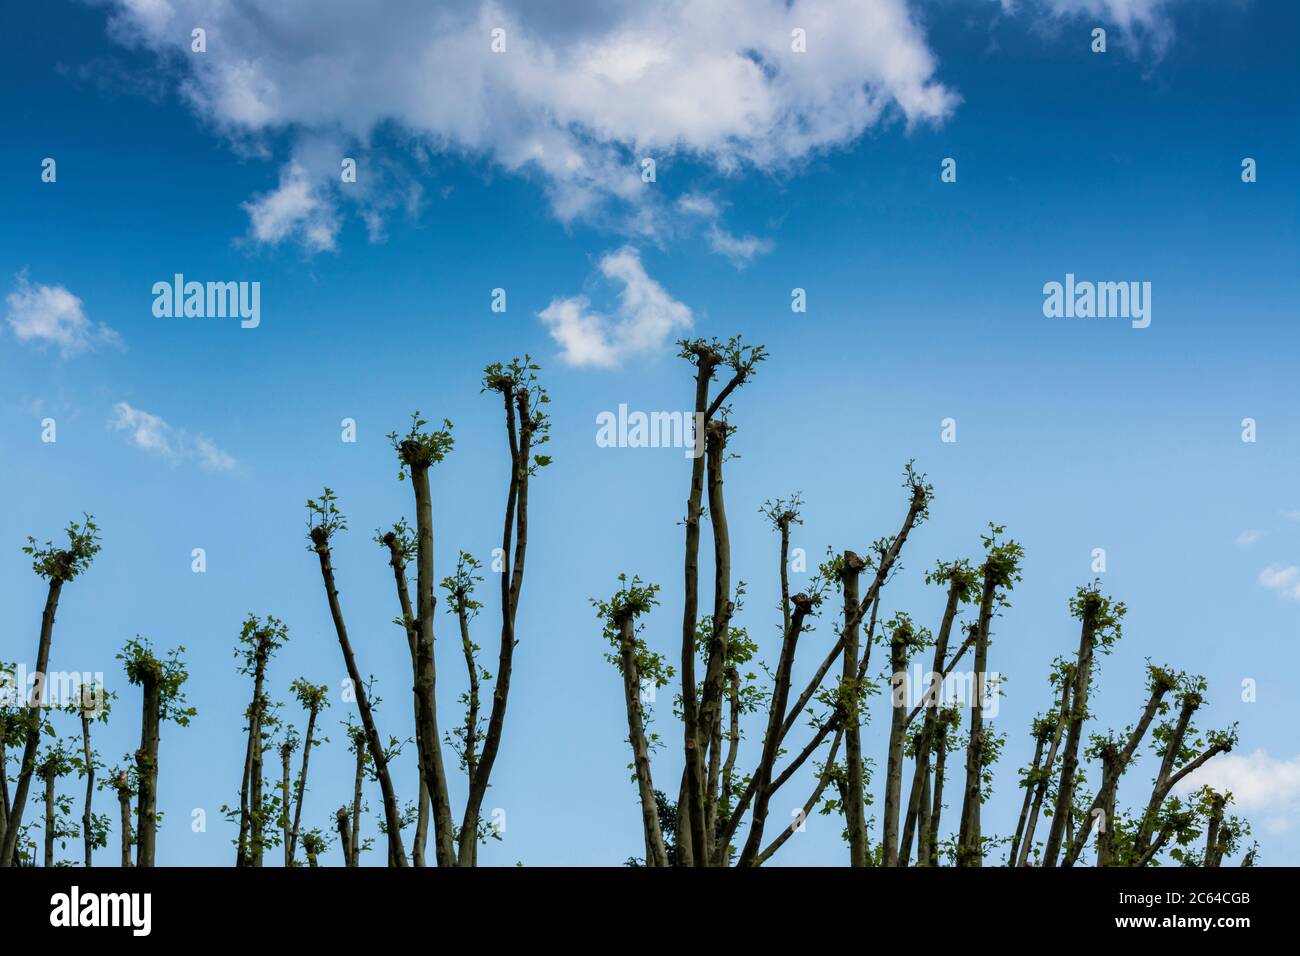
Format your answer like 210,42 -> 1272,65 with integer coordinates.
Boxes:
4,272 -> 123,357
1235,529 -> 1263,547
1282,510 -> 1300,522
538,248 -> 692,368
109,401 -> 237,472
1178,749 -> 1300,819
1258,565 -> 1300,602
102,0 -> 958,252
242,162 -> 339,252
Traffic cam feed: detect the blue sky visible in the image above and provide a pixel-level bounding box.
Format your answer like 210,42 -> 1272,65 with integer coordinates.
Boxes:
1,0 -> 1298,866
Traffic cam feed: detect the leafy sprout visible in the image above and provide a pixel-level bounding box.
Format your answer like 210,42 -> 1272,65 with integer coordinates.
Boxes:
23,515 -> 101,582
388,411 -> 455,480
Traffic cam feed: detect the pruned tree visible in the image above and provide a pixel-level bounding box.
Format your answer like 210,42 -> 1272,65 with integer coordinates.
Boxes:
918,705 -> 964,867
379,358 -> 550,867
103,761 -> 137,868
118,638 -> 195,867
675,337 -> 766,865
334,806 -> 353,867
375,516 -> 432,866
307,488 -> 409,866
0,516 -> 101,868
899,560 -> 978,867
1041,582 -> 1125,867
595,575 -> 673,867
1062,664 -> 1180,867
441,552 -> 488,791
231,614 -> 288,867
72,683 -> 113,868
285,678 -> 330,865
955,527 -> 1023,867
37,739 -> 77,866
342,717 -> 369,866
1009,658 -> 1072,866
882,614 -> 931,866
278,725 -> 300,866
598,337 -> 946,867
300,827 -> 328,868
1132,676 -> 1238,863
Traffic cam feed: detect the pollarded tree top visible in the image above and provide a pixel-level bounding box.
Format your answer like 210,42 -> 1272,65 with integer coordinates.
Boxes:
790,592 -> 817,613
24,515 -> 101,583
388,412 -> 455,476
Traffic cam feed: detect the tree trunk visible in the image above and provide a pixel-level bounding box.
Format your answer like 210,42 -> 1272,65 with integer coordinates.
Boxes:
678,352 -> 716,865
737,596 -> 814,866
882,625 -> 914,866
616,610 -> 669,866
1204,793 -> 1225,867
1016,672 -> 1071,866
1134,694 -> 1197,857
115,774 -> 133,867
403,460 -> 458,867
957,567 -> 999,867
1007,730 -> 1047,866
0,576 -> 64,867
699,419 -> 734,863
840,552 -> 868,866
236,650 -> 267,867
382,531 -> 432,867
135,674 -> 161,867
280,744 -> 292,867
901,574 -> 964,865
42,760 -> 56,867
915,746 -> 934,866
1042,603 -> 1100,867
311,533 -> 409,866
928,720 -> 951,867
350,744 -> 364,866
250,692 -> 265,867
80,710 -> 95,868
459,387 -> 536,865
453,594 -> 477,865
288,703 -> 319,863
336,807 -> 353,868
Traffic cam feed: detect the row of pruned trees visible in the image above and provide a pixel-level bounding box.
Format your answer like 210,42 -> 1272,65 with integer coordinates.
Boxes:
597,336 -> 1253,867
1,356 -> 549,867
0,518 -> 194,867
1,345 -> 1255,867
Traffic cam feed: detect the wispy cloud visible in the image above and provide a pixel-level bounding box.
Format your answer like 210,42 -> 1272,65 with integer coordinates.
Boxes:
4,272 -> 123,357
674,193 -> 774,268
1236,529 -> 1264,547
1022,0 -> 1182,60
109,402 -> 237,472
1258,564 -> 1300,602
537,248 -> 692,368
706,226 -> 774,268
